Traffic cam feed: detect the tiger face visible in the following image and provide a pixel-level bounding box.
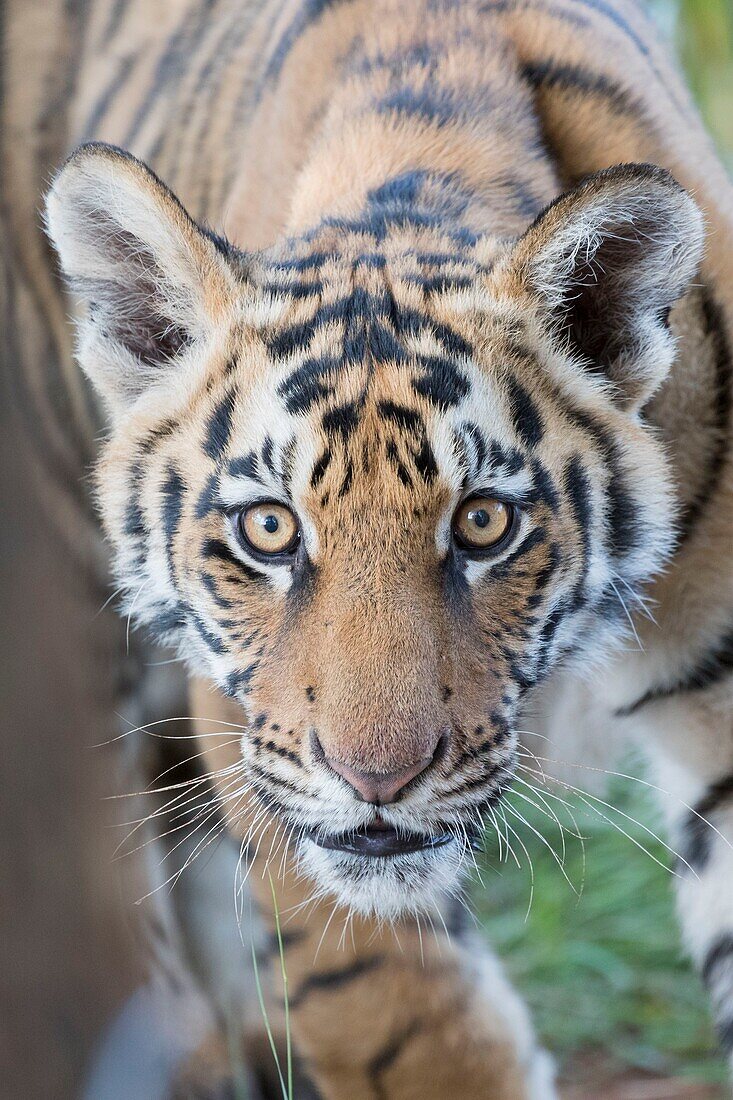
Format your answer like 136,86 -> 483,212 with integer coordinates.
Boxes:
46,144 -> 702,917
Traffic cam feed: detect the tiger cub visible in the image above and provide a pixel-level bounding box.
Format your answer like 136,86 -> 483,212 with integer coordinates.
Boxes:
45,0 -> 733,1094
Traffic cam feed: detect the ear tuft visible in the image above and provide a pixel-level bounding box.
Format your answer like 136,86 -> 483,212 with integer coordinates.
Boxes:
45,142 -> 237,411
508,164 -> 704,409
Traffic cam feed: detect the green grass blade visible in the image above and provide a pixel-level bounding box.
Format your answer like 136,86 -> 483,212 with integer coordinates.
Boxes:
249,901 -> 289,1100
269,872 -> 293,1100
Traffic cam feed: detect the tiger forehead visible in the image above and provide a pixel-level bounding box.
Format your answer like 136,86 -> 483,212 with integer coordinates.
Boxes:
237,237 -> 524,429
228,250 -> 484,500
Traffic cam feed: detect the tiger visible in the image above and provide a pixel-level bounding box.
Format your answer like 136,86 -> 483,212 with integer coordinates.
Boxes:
25,0 -> 733,1094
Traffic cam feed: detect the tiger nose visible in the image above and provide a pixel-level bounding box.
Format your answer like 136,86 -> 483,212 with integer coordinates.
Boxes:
313,733 -> 444,804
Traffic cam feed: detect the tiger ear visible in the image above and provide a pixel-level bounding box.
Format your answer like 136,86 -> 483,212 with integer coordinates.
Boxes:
502,163 -> 704,409
45,142 -> 238,414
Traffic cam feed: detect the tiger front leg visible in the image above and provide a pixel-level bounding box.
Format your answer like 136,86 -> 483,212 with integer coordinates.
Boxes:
167,842 -> 555,1100
242,869 -> 556,1100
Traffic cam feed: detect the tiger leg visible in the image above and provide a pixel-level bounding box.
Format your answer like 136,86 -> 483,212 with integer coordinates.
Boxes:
242,874 -> 555,1100
172,873 -> 555,1100
643,694 -> 733,1068
173,681 -> 556,1100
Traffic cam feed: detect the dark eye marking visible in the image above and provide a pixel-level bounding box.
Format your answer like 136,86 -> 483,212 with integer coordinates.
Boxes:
203,537 -> 264,583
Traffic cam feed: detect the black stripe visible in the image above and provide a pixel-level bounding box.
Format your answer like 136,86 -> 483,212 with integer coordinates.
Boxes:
224,663 -> 259,698
310,448 -> 332,488
378,400 -> 423,433
490,526 -> 547,578
202,538 -> 263,583
414,437 -> 438,482
522,59 -> 642,117
123,0 -> 219,147
616,628 -> 733,717
228,452 -> 259,479
200,571 -> 233,609
322,400 -> 360,440
564,454 -> 592,605
561,403 -> 639,558
412,354 -> 470,408
368,1021 -> 421,1100
195,473 -> 220,518
717,1017 -> 733,1052
98,0 -> 131,47
702,933 -> 733,988
259,0 -> 356,91
462,421 -> 487,474
161,467 -> 185,575
678,771 -> 733,872
289,957 -> 383,1008
679,294 -> 732,538
204,389 -> 235,461
190,612 -> 226,655
507,377 -> 544,448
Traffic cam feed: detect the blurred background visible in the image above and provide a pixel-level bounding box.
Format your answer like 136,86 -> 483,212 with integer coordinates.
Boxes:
0,2 -> 731,1098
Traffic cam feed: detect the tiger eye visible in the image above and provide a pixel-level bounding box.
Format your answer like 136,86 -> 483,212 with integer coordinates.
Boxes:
452,497 -> 513,551
239,502 -> 300,556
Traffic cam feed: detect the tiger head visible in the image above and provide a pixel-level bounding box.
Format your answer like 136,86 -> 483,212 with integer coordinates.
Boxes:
46,143 -> 702,918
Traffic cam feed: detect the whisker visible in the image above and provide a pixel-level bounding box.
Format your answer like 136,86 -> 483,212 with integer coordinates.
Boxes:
517,763 -> 693,878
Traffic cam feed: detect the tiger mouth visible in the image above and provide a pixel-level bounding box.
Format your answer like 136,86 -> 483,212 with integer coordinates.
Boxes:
308,823 -> 455,858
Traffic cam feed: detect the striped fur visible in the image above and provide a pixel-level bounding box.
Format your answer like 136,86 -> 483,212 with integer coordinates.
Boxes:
25,0 -> 733,1093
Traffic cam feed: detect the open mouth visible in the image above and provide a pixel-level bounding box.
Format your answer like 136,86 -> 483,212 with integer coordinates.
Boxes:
308,822 -> 454,858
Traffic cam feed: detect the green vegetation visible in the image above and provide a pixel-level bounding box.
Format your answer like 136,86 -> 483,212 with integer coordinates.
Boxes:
474,765 -> 728,1087
674,0 -> 733,165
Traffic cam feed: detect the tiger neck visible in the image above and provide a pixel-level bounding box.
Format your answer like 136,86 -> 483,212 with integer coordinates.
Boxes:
280,2 -> 561,246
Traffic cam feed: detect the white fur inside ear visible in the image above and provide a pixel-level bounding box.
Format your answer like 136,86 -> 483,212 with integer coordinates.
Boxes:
45,143 -> 236,411
522,166 -> 705,409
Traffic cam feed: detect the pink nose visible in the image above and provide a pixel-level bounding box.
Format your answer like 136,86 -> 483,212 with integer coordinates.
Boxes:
316,734 -> 444,804
325,757 -> 433,804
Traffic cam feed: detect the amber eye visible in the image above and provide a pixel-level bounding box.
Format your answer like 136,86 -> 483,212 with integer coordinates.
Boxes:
237,501 -> 300,556
452,497 -> 514,552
